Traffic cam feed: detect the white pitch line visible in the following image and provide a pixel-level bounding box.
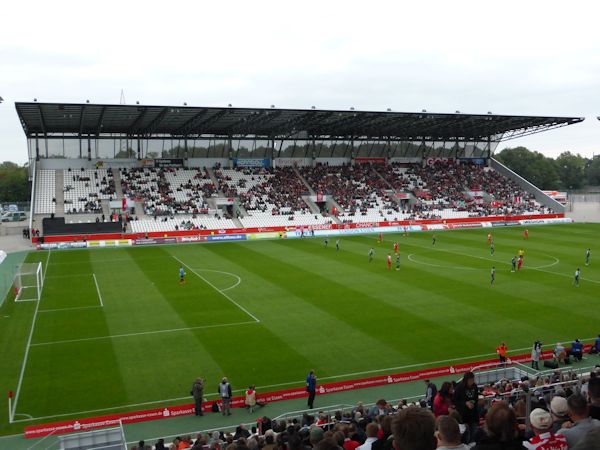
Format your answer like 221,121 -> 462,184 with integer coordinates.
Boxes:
11,250 -> 51,420
12,335 -> 599,424
174,256 -> 259,322
30,321 -> 258,347
197,269 -> 242,292
39,305 -> 102,314
92,273 -> 104,307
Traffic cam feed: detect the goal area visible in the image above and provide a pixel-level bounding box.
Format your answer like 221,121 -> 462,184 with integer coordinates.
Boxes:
14,262 -> 43,302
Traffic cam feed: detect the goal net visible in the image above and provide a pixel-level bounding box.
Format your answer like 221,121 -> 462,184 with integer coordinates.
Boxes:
14,262 -> 43,302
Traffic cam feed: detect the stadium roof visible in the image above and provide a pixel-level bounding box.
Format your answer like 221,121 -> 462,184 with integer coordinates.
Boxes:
15,102 -> 584,142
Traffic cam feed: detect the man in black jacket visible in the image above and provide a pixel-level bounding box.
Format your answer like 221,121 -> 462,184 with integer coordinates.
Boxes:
191,377 -> 204,416
452,371 -> 479,442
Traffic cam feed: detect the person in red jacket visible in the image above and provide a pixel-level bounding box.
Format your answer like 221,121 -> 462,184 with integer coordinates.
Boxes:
433,381 -> 455,418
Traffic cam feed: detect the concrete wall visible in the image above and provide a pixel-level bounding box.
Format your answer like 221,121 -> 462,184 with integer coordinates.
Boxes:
490,158 -> 565,213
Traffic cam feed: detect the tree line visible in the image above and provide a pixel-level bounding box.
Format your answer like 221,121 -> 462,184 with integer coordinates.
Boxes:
494,147 -> 600,191
0,162 -> 29,202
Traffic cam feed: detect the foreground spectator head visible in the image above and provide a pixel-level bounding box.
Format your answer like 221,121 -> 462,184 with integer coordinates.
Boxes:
366,422 -> 378,438
529,408 -> 552,434
484,401 -> 518,442
316,438 -> 341,450
391,407 -> 436,450
550,396 -> 569,420
567,393 -> 589,420
310,426 -> 325,445
436,415 -> 462,447
462,371 -> 475,387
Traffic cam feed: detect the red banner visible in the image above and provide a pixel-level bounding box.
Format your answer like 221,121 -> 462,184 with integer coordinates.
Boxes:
354,157 -> 386,164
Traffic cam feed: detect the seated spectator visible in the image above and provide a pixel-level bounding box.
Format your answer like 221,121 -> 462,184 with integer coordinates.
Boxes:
557,393 -> 600,447
554,343 -> 567,365
570,339 -> 583,361
436,415 -> 470,450
472,401 -> 525,450
523,408 -> 568,450
357,423 -> 378,450
391,407 -> 436,450
590,334 -> 600,354
368,399 -> 391,418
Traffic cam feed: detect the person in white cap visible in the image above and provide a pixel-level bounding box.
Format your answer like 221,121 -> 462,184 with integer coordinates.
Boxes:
550,397 -> 570,433
523,408 -> 568,450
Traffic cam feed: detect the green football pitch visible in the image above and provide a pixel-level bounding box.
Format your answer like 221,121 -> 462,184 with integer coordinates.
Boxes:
1,223 -> 598,435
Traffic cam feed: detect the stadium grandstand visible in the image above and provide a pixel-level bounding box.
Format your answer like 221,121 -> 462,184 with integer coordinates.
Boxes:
15,102 -> 583,241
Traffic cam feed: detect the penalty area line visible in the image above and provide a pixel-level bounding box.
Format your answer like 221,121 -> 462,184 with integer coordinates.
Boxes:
30,321 -> 258,347
93,273 -> 104,307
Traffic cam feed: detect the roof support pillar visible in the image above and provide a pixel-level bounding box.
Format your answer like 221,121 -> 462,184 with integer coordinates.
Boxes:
87,135 -> 92,161
35,136 -> 40,161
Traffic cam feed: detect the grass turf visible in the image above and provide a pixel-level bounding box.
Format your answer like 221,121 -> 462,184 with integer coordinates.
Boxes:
1,223 -> 598,435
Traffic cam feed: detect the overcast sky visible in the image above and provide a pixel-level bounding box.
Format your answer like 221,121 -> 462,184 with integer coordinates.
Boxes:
1,0 -> 598,164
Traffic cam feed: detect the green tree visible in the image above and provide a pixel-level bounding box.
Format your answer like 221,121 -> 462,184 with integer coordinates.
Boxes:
555,151 -> 586,190
0,162 -> 29,202
494,147 -> 560,189
584,156 -> 600,186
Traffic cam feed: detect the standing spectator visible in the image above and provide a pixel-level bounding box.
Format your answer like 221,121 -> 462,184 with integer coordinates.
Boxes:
496,342 -> 508,365
433,381 -> 455,418
424,379 -> 437,410
550,397 -> 570,433
531,341 -> 542,370
589,377 -> 600,420
557,393 -> 600,447
357,423 -> 378,450
218,377 -> 232,416
192,377 -> 204,416
436,416 -> 470,450
391,407 -> 436,450
245,385 -> 257,413
472,401 -> 525,450
523,408 -> 568,450
453,372 -> 480,442
306,369 -> 317,409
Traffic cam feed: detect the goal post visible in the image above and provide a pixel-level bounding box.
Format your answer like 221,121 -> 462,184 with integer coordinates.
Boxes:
14,262 -> 43,302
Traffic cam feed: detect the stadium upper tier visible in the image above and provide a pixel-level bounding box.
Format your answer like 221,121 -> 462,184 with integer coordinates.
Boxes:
32,160 -> 553,234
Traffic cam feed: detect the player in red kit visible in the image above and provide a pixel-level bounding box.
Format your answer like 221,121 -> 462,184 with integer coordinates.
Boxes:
378,232 -> 383,243
487,233 -> 492,245
517,255 -> 523,271
387,253 -> 392,270
524,229 -> 529,239
393,242 -> 399,254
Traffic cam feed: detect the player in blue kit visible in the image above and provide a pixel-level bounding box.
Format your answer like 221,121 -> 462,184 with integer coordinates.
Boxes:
179,267 -> 186,284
